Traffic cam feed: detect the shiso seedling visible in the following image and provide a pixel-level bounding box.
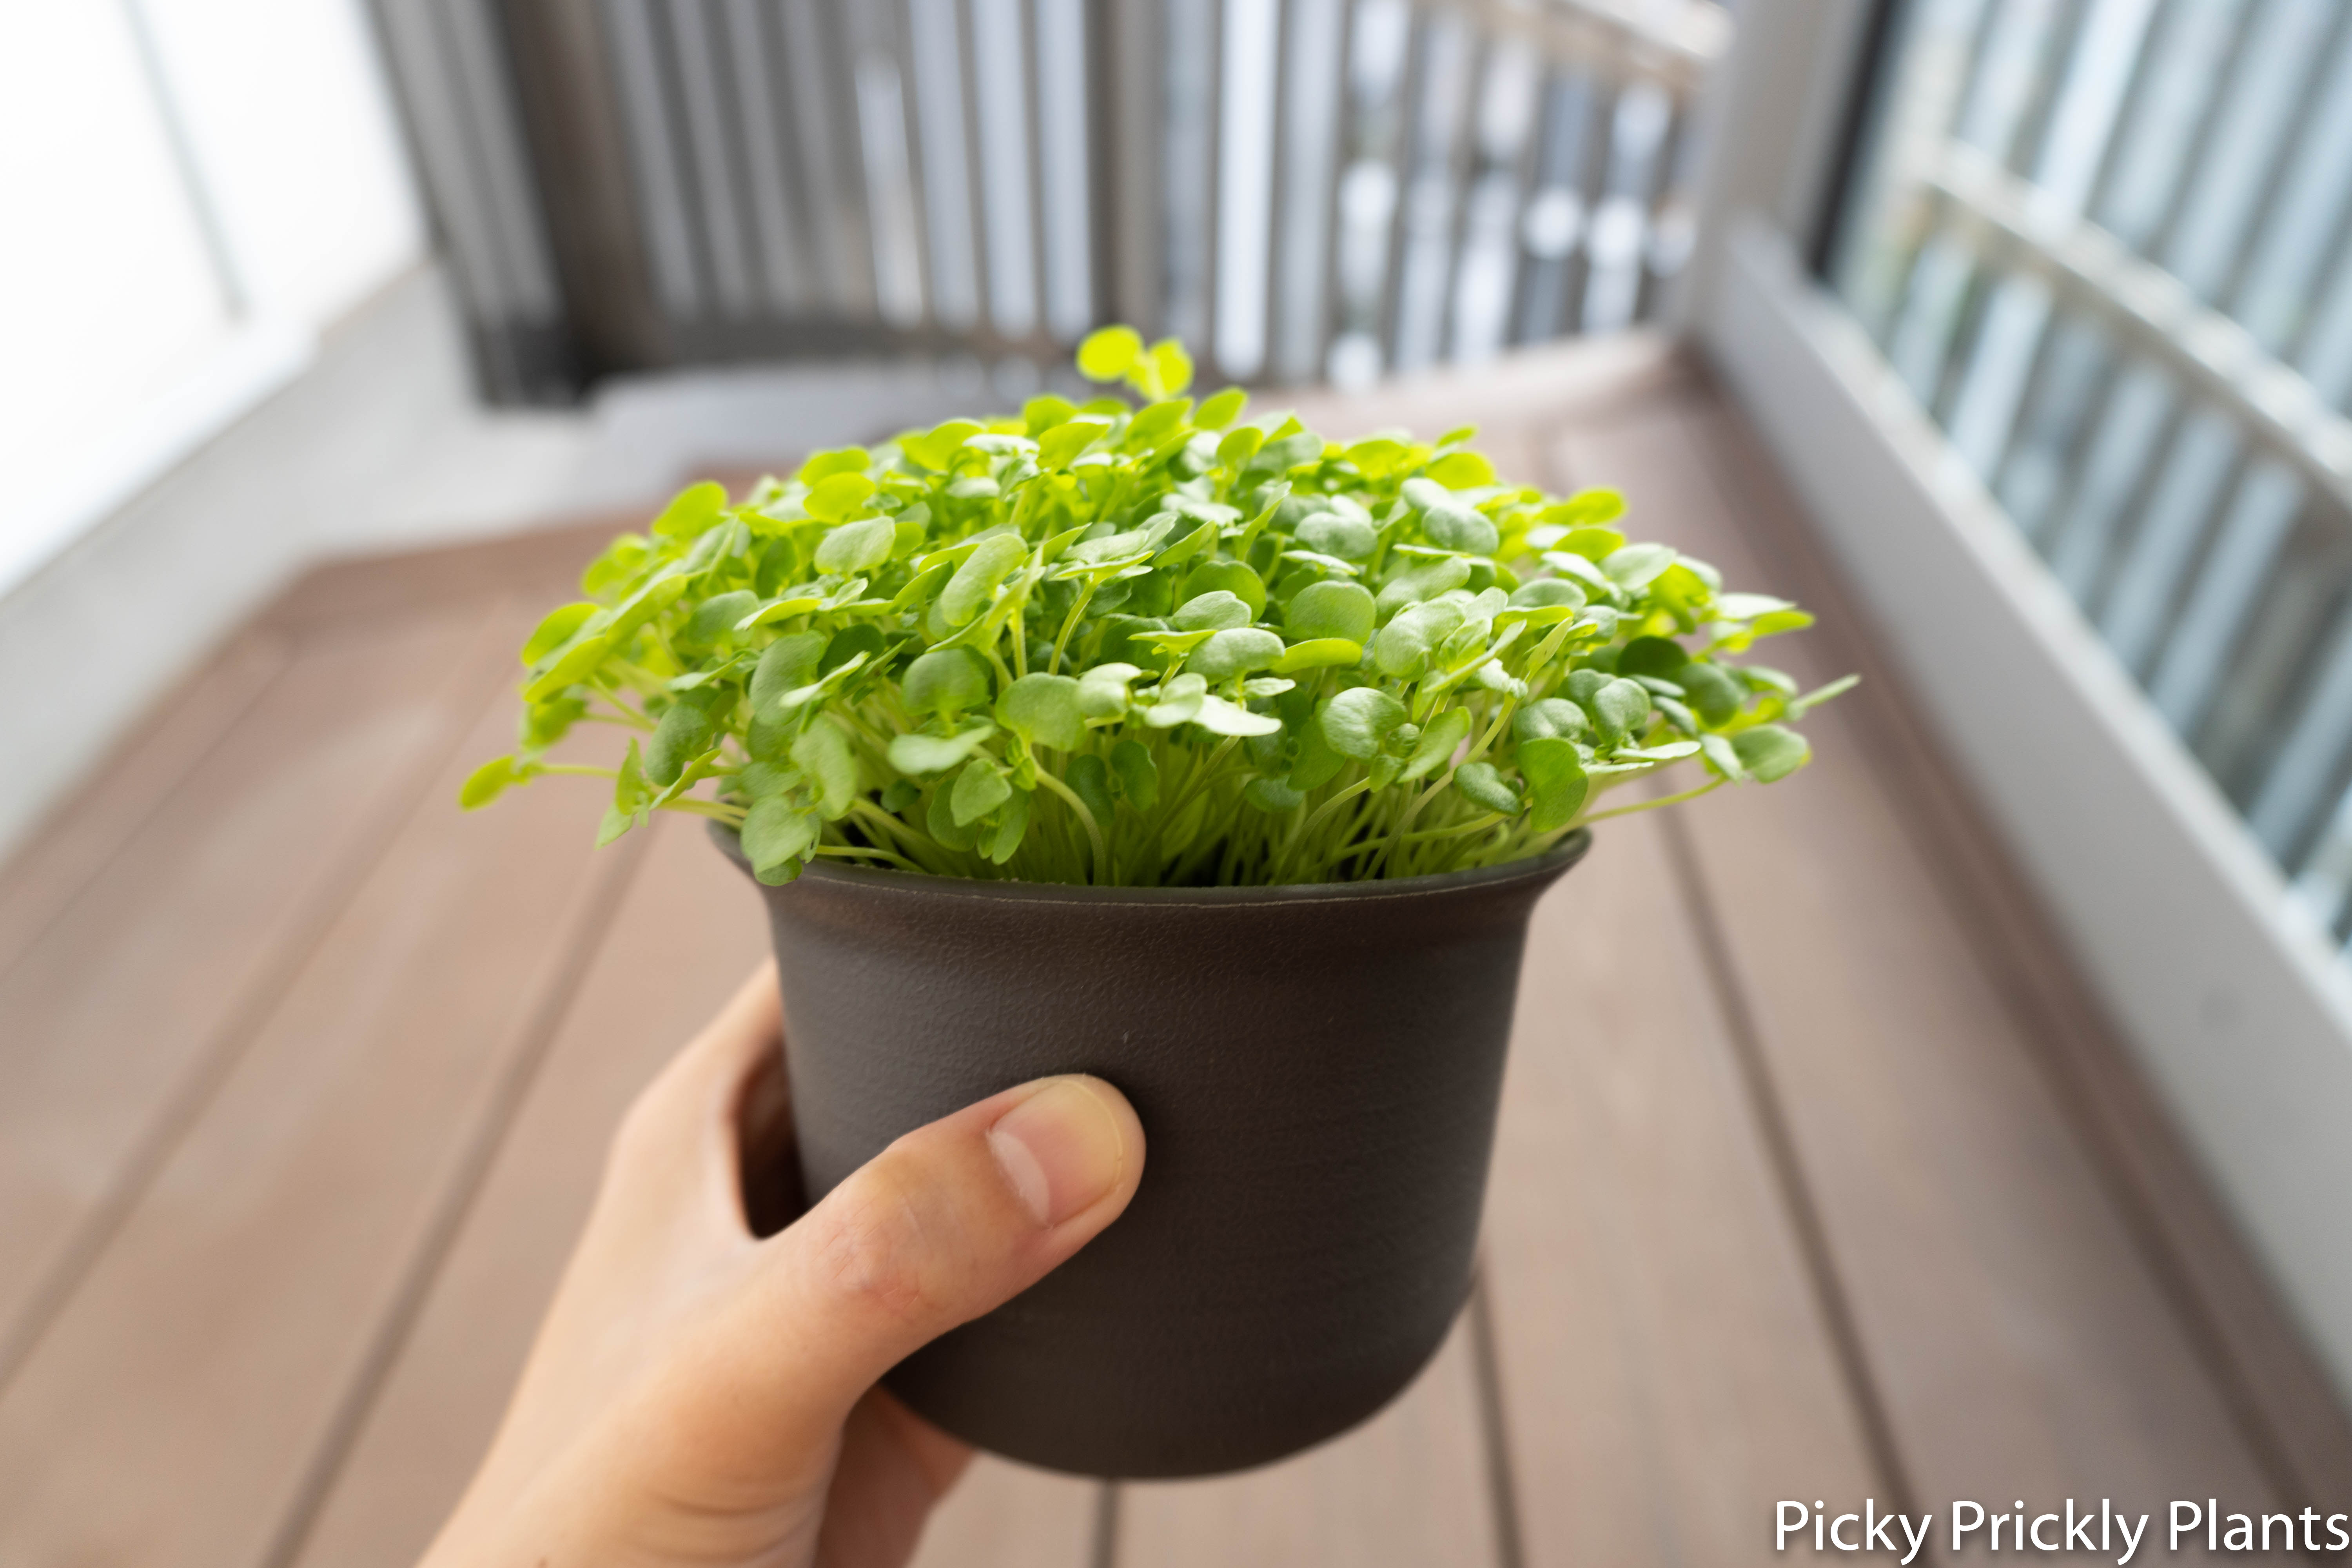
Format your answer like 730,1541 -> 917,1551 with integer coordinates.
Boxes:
463,327 -> 1854,886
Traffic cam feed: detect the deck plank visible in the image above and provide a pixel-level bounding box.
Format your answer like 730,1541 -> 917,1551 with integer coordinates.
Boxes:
0,606 -> 504,1374
1688,393 -> 2352,1505
5,334 -> 2341,1567
280,817 -> 746,1566
287,815 -> 1100,1568
1483,813 -> 1885,1565
0,626 -> 289,976
909,1462 -> 1102,1568
1550,399 -> 2289,1549
0,650 -> 632,1568
1117,1316 -> 1500,1568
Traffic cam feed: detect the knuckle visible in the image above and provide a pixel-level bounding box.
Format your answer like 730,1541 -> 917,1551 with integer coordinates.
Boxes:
810,1158 -> 945,1327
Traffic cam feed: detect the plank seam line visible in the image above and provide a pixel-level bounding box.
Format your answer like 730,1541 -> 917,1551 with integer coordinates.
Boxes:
1089,1479 -> 1121,1568
254,815 -> 660,1568
1686,396 -> 2352,1506
1466,1263 -> 1528,1568
1533,387 -> 1917,1518
0,601 -> 523,1401
0,631 -> 294,989
1539,387 -> 1917,1511
1654,804 -> 1924,1523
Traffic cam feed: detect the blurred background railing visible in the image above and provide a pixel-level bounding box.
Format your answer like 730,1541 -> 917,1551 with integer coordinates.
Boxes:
1827,0 -> 2352,961
371,0 -> 1728,404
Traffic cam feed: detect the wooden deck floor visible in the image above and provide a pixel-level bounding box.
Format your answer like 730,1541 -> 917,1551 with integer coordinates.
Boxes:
3,338 -> 2348,1566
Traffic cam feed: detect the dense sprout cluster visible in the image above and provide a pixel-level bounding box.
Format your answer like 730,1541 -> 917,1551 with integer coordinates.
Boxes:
464,328 -> 1852,886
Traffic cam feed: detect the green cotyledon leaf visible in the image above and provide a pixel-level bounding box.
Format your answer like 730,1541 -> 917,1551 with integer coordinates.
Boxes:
475,324 -> 1843,884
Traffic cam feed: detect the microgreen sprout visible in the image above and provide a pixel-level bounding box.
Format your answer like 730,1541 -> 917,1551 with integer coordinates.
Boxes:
463,328 -> 1854,886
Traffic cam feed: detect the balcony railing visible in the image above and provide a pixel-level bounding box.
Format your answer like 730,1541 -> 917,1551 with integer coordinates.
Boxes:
369,0 -> 1726,402
1829,0 -> 2352,963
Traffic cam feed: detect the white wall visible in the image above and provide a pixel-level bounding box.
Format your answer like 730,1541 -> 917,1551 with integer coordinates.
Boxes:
0,263 -> 994,861
0,0 -> 423,597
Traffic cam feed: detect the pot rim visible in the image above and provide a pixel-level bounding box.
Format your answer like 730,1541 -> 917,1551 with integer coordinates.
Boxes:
710,823 -> 1590,909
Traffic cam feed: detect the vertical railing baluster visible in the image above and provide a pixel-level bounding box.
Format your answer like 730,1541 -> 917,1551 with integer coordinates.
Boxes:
1512,63 -> 1594,346
1580,77 -> 1667,334
1097,0 -> 1161,338
907,0 -> 982,333
664,0 -> 759,323
1325,0 -> 1408,387
2006,303 -> 2118,555
2151,462 -> 2311,732
1213,0 -> 1281,381
2203,536 -> 2352,801
968,0 -> 1040,342
1035,0 -> 1096,345
719,0 -> 808,318
2156,173 -> 2352,733
2247,600 -> 2352,861
597,0 -> 705,324
2099,6 -> 2352,683
1638,93 -> 1702,318
374,0 -> 523,341
1387,7 -> 1469,374
1161,0 -> 1218,353
1447,33 -> 1539,363
843,1 -> 927,328
2085,2 -> 2339,665
1256,0 -> 1298,386
1938,0 -> 2154,494
435,0 -> 563,327
1013,0 -> 1048,363
2012,1 -> 2257,604
773,0 -> 871,316
1270,0 -> 1345,384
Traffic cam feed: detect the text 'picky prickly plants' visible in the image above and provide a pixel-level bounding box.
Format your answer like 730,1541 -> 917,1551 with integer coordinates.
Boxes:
463,327 -> 1853,886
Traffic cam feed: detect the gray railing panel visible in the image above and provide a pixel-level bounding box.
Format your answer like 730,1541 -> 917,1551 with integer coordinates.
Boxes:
379,0 -> 1718,394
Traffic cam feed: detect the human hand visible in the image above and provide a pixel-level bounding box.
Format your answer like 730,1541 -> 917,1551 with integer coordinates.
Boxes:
419,963 -> 1145,1568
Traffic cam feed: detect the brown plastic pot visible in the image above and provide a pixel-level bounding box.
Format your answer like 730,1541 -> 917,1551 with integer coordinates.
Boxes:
715,826 -> 1586,1478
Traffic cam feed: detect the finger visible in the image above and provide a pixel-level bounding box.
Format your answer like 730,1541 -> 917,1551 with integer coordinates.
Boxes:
605,961 -> 784,1236
677,959 -> 784,1093
813,1391 -> 971,1568
698,1074 -> 1145,1450
617,961 -> 780,1143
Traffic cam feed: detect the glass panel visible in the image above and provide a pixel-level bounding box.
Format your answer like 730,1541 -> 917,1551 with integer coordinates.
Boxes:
1830,0 -> 2352,952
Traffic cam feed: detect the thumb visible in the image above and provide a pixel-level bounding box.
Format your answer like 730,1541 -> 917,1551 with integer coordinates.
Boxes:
708,1075 -> 1144,1456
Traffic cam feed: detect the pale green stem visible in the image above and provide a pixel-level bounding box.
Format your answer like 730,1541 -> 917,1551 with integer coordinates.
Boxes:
1461,693 -> 1519,766
1031,768 -> 1110,882
1049,579 -> 1100,675
1274,777 -> 1372,882
1374,771 -> 1456,877
1398,811 -> 1504,845
1575,776 -> 1726,826
851,799 -> 947,863
813,843 -> 921,872
656,798 -> 746,824
579,711 -> 657,733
